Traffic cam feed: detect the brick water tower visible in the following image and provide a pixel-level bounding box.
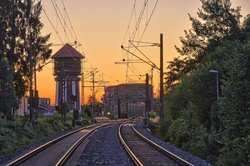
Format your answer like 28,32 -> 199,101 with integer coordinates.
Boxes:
52,43 -> 84,112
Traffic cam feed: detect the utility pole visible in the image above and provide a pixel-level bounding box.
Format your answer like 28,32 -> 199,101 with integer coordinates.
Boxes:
145,73 -> 149,127
160,33 -> 164,122
91,71 -> 95,123
29,34 -> 34,125
81,59 -> 86,112
120,33 -> 164,121
11,0 -> 16,119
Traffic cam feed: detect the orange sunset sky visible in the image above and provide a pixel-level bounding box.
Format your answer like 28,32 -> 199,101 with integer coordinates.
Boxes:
37,0 -> 250,105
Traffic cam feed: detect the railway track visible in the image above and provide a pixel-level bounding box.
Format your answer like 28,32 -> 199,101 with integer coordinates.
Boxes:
118,122 -> 194,166
7,122 -> 112,166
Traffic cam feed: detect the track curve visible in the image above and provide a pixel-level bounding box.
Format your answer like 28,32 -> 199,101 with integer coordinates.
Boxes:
7,123 -> 110,166
119,122 -> 194,166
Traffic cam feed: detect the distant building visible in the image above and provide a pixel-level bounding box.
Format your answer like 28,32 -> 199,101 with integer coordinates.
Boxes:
103,83 -> 153,118
39,98 -> 51,110
17,96 -> 52,116
17,96 -> 28,116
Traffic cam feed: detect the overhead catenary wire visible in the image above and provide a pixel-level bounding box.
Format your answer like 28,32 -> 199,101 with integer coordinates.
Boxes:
137,0 -> 159,45
42,8 -> 64,44
61,0 -> 79,43
122,0 -> 137,45
51,0 -> 71,42
42,0 -> 108,104
129,40 -> 158,69
43,0 -> 85,65
121,0 -> 149,82
129,0 -> 148,43
120,0 -> 159,83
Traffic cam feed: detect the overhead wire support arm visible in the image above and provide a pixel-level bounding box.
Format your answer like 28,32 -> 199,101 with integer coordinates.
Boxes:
121,45 -> 160,70
129,40 -> 160,46
121,45 -> 153,68
129,40 -> 158,69
115,61 -> 145,64
122,45 -> 158,48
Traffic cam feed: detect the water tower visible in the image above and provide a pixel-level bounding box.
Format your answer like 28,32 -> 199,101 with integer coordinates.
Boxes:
52,43 -> 84,111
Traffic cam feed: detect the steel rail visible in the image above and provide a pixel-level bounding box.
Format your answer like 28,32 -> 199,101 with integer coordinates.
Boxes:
55,123 -> 109,166
118,122 -> 143,166
119,122 -> 194,166
132,124 -> 194,166
6,124 -> 97,166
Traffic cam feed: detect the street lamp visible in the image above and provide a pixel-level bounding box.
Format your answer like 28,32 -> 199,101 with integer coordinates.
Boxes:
209,70 -> 219,102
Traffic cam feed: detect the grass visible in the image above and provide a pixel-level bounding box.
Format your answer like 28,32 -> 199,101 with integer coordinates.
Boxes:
0,112 -> 90,158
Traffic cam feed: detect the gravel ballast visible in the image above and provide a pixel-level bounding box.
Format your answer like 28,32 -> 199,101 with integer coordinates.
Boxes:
134,120 -> 212,166
77,124 -> 134,166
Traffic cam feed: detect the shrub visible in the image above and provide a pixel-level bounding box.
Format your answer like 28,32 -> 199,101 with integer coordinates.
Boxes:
0,112 -> 90,159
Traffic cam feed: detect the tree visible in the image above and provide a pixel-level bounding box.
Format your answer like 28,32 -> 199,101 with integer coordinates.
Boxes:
0,58 -> 18,120
177,0 -> 242,56
218,41 -> 250,165
242,14 -> 250,40
162,0 -> 250,164
0,0 -> 51,99
166,0 -> 242,87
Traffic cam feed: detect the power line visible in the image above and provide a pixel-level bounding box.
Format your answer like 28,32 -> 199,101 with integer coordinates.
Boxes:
129,0 -> 148,42
51,0 -> 71,42
61,0 -> 79,43
52,0 -> 76,43
42,9 -> 64,43
43,1 -> 114,103
122,0 -> 137,45
121,0 -> 149,82
137,0 -> 159,44
120,0 -> 159,83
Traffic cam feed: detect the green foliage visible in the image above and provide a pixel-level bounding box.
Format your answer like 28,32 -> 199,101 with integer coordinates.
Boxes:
157,117 -> 172,141
60,102 -> 70,122
217,137 -> 250,166
82,106 -> 92,118
217,41 -> 250,165
0,58 -> 18,120
0,0 -> 51,99
166,0 -> 242,87
165,84 -> 187,121
183,126 -> 208,157
168,119 -> 189,147
161,0 -> 250,164
0,113 -> 88,158
149,112 -> 158,119
77,111 -> 91,126
242,15 -> 250,40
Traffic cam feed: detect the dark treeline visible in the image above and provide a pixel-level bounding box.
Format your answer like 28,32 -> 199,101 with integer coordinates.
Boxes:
0,0 -> 51,120
161,0 -> 250,165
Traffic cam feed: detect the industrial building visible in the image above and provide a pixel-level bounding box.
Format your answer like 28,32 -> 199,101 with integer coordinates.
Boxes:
103,83 -> 153,118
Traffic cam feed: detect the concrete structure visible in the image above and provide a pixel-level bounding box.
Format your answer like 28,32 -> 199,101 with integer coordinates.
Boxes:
17,96 -> 28,116
103,83 -> 153,118
17,96 -> 52,116
52,43 -> 84,112
39,98 -> 51,110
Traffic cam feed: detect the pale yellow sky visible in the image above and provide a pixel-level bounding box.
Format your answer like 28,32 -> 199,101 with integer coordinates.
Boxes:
37,0 -> 250,104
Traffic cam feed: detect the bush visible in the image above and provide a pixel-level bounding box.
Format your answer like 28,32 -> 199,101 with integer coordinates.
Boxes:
216,136 -> 250,166
157,117 -> 172,141
168,119 -> 190,147
0,112 -> 89,159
